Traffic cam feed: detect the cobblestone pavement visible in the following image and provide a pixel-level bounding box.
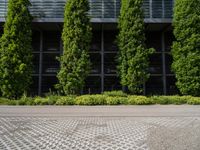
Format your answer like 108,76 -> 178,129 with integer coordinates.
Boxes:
0,106 -> 200,150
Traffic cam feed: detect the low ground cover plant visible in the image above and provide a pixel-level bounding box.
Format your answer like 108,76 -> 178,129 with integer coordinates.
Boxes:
0,91 -> 200,105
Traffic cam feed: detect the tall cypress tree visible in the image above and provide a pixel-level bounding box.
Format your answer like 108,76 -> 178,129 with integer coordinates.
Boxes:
172,0 -> 200,96
0,0 -> 33,99
56,0 -> 91,95
117,0 -> 154,94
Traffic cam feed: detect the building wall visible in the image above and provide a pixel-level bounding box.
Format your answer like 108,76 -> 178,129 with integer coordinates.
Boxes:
30,23 -> 178,95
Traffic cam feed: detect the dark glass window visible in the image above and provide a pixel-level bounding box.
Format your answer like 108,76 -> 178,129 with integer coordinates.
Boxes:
164,31 -> 174,52
33,53 -> 40,74
90,53 -> 101,74
165,54 -> 173,74
166,76 -> 179,95
84,76 -> 101,94
32,30 -> 40,52
146,32 -> 162,52
90,31 -> 101,52
104,31 -> 118,52
146,76 -> 163,95
29,76 -> 39,96
104,76 -> 121,91
42,53 -> 60,74
41,76 -> 58,94
43,31 -> 60,52
104,53 -> 117,74
149,54 -> 162,74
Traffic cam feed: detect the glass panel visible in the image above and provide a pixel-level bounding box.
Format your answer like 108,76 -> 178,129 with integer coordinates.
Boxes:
83,76 -> 101,94
146,76 -> 163,95
29,76 -> 39,96
43,31 -> 60,52
164,31 -> 174,52
164,0 -> 173,18
152,0 -> 163,18
33,53 -> 40,74
42,53 -> 60,74
104,76 -> 121,91
90,30 -> 101,52
166,76 -> 179,95
146,32 -> 162,52
165,54 -> 173,74
104,0 -> 115,18
104,53 -> 117,74
41,76 -> 58,94
32,30 -> 40,52
149,54 -> 162,74
90,53 -> 101,74
104,31 -> 118,52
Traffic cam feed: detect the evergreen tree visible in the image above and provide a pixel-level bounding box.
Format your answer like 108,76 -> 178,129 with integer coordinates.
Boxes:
56,0 -> 92,95
172,0 -> 200,96
117,0 -> 154,94
0,0 -> 33,99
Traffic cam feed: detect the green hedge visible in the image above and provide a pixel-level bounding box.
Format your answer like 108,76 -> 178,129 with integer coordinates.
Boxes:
0,91 -> 200,105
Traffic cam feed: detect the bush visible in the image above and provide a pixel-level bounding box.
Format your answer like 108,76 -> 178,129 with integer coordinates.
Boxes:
187,97 -> 200,105
106,96 -> 128,105
75,95 -> 107,105
18,95 -> 34,105
34,97 -> 49,105
56,96 -> 75,105
103,91 -> 128,97
128,96 -> 154,105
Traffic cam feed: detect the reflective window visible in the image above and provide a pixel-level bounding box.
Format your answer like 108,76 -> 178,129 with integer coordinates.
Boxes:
42,53 -> 60,74
166,76 -> 179,95
146,32 -> 162,51
41,76 -> 58,94
149,54 -> 162,74
90,53 -> 101,74
146,76 -> 163,95
104,76 -> 121,91
32,30 -> 40,52
84,76 -> 101,94
104,53 -> 117,74
33,53 -> 40,74
90,31 -> 101,52
43,31 -> 60,52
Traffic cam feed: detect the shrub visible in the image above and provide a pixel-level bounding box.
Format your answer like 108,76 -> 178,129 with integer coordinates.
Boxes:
117,0 -> 154,94
18,95 -> 34,105
187,97 -> 200,105
128,96 -> 154,105
106,96 -> 128,105
172,0 -> 200,96
103,91 -> 128,97
75,95 -> 107,105
0,0 -> 33,99
56,0 -> 92,95
56,96 -> 75,105
34,97 -> 49,105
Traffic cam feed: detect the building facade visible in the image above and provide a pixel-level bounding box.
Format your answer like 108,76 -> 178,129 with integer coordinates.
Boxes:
0,0 -> 178,95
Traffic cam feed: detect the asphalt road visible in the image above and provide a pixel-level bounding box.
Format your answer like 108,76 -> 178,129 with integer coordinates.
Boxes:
0,106 -> 200,150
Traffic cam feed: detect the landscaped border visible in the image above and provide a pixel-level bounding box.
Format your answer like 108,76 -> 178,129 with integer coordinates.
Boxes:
0,91 -> 200,105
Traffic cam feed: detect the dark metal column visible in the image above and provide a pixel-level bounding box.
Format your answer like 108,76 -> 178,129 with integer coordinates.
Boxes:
38,31 -> 43,95
162,32 -> 167,95
101,24 -> 104,93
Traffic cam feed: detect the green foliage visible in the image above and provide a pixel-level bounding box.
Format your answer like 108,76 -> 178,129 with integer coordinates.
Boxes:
117,0 -> 154,94
75,95 -> 107,105
103,91 -> 128,97
0,0 -> 33,99
55,96 -> 75,105
56,0 -> 92,95
128,96 -> 154,105
172,0 -> 200,96
106,96 -> 128,105
1,94 -> 200,105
